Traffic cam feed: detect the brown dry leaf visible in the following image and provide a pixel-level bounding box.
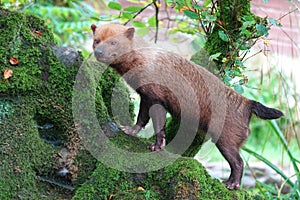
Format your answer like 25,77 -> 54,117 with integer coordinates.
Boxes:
13,165 -> 21,174
180,6 -> 195,13
34,30 -> 43,36
137,186 -> 145,191
9,56 -> 18,65
3,68 -> 13,79
55,152 -> 63,158
108,194 -> 113,200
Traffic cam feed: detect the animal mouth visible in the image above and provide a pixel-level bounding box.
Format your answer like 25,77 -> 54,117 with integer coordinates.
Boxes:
95,56 -> 110,64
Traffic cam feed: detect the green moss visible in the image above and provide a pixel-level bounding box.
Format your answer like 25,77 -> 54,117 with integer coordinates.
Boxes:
0,99 -> 55,199
0,8 -> 133,199
73,149 -> 97,187
99,67 -> 135,125
204,0 -> 258,69
0,8 -> 56,94
72,162 -> 133,199
162,158 -> 252,200
190,48 -> 216,73
73,157 -> 253,200
165,117 -> 205,157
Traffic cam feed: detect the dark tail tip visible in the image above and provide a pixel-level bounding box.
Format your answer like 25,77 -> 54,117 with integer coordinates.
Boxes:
251,101 -> 283,120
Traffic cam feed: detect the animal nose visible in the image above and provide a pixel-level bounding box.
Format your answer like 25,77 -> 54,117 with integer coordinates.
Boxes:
95,47 -> 104,57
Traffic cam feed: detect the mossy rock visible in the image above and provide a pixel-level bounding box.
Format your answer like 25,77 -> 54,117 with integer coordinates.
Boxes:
0,99 -> 55,199
0,8 -> 57,94
73,156 -> 253,200
0,8 -> 132,199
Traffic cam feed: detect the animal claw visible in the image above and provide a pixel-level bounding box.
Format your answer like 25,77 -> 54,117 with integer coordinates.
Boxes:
223,180 -> 240,190
120,125 -> 141,136
148,144 -> 161,151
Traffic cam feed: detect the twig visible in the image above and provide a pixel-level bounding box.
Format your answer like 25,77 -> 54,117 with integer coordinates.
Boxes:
124,2 -> 154,26
272,7 -> 298,26
153,0 -> 159,43
243,49 -> 263,62
38,176 -> 74,191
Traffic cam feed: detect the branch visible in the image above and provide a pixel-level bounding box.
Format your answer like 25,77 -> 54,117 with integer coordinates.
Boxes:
153,0 -> 159,43
273,7 -> 298,26
124,2 -> 154,26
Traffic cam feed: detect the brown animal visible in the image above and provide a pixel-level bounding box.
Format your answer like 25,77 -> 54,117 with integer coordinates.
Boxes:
91,23 -> 283,190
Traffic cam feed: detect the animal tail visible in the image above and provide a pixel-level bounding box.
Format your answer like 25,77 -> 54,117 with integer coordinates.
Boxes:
251,101 -> 283,120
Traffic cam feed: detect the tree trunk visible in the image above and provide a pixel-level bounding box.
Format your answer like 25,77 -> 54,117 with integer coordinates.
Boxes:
205,0 -> 253,70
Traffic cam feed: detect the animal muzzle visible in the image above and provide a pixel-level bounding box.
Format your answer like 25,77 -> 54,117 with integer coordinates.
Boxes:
94,46 -> 104,58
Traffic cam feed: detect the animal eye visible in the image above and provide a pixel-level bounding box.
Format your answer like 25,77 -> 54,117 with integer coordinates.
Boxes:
111,41 -> 117,45
94,39 -> 100,44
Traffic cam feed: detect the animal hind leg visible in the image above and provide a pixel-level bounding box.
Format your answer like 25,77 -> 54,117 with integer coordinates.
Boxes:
216,138 -> 244,190
148,104 -> 167,151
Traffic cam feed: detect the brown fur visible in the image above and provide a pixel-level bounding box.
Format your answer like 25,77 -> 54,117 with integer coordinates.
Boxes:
91,23 -> 283,190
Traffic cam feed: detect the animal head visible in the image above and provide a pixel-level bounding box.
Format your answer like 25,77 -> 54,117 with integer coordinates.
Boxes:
91,23 -> 135,64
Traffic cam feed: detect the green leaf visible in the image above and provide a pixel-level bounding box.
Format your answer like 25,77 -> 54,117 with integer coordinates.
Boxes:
255,24 -> 270,36
191,3 -> 202,10
244,84 -> 257,89
235,60 -> 243,67
206,15 -> 217,22
209,52 -> 221,61
124,6 -> 143,13
166,0 -> 175,6
136,27 -> 149,36
132,21 -> 147,28
183,10 -> 199,19
243,146 -> 294,187
234,84 -> 244,94
174,0 -> 185,6
203,0 -> 211,7
108,1 -> 122,11
147,16 -> 156,27
177,20 -> 189,29
190,34 -> 206,50
121,12 -> 133,20
218,30 -> 229,42
223,74 -> 232,86
240,27 -> 251,37
268,18 -> 282,27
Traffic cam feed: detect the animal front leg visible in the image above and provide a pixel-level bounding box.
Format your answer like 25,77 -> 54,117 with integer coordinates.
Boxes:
148,104 -> 167,151
120,97 -> 150,136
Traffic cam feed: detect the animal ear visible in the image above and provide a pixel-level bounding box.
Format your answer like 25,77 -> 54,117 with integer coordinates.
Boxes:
91,24 -> 97,34
125,27 -> 135,40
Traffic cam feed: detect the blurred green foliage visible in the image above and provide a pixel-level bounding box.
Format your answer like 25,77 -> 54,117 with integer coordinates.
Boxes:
1,0 -> 98,50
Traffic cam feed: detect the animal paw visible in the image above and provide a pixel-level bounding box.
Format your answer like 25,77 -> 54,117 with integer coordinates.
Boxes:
148,138 -> 165,151
148,143 -> 162,151
223,180 -> 240,190
120,125 -> 141,136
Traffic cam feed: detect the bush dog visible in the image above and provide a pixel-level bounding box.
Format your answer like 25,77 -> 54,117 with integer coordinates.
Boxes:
91,23 -> 283,190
